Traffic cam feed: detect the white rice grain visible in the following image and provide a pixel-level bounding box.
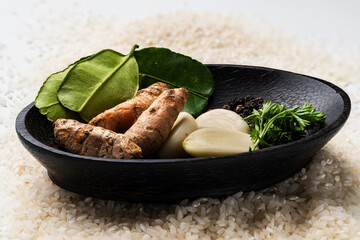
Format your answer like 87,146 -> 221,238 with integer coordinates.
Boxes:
1,5 -> 360,240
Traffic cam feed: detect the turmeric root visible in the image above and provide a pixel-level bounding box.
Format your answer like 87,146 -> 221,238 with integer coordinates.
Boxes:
89,82 -> 169,133
54,119 -> 142,159
124,88 -> 189,157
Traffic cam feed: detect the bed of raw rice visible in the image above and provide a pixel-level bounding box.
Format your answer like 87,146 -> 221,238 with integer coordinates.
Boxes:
1,8 -> 360,240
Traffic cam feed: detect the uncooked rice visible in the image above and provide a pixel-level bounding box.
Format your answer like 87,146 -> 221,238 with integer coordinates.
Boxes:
1,8 -> 360,240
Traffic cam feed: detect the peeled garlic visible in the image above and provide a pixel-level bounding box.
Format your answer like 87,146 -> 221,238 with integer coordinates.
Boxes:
196,109 -> 250,134
157,112 -> 198,158
182,127 -> 255,157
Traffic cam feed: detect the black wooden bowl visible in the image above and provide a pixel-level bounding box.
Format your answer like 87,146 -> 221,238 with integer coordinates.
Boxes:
15,65 -> 351,202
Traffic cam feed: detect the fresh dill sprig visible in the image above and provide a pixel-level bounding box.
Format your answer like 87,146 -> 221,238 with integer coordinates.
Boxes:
243,101 -> 326,151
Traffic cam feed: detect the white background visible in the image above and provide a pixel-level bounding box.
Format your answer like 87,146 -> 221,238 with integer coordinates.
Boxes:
1,0 -> 360,56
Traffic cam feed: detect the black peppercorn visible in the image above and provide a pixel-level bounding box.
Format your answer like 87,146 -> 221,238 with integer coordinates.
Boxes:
223,96 -> 264,118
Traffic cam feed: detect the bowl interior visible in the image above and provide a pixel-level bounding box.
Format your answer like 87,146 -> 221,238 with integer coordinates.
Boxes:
207,65 -> 345,125
25,65 -> 347,156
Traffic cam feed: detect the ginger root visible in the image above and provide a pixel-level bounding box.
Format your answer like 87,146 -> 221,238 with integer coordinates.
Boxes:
54,119 -> 142,159
124,88 -> 189,157
54,86 -> 189,159
89,82 -> 169,133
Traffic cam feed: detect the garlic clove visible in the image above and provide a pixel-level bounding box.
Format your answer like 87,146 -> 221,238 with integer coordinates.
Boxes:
182,127 -> 255,157
157,112 -> 198,158
195,109 -> 249,134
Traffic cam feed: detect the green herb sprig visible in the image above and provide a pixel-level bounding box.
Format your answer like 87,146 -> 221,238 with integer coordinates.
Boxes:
243,101 -> 326,151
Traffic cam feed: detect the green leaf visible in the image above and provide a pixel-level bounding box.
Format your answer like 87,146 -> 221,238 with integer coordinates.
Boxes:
39,104 -> 80,121
135,47 -> 215,117
57,45 -> 139,122
34,62 -> 83,122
